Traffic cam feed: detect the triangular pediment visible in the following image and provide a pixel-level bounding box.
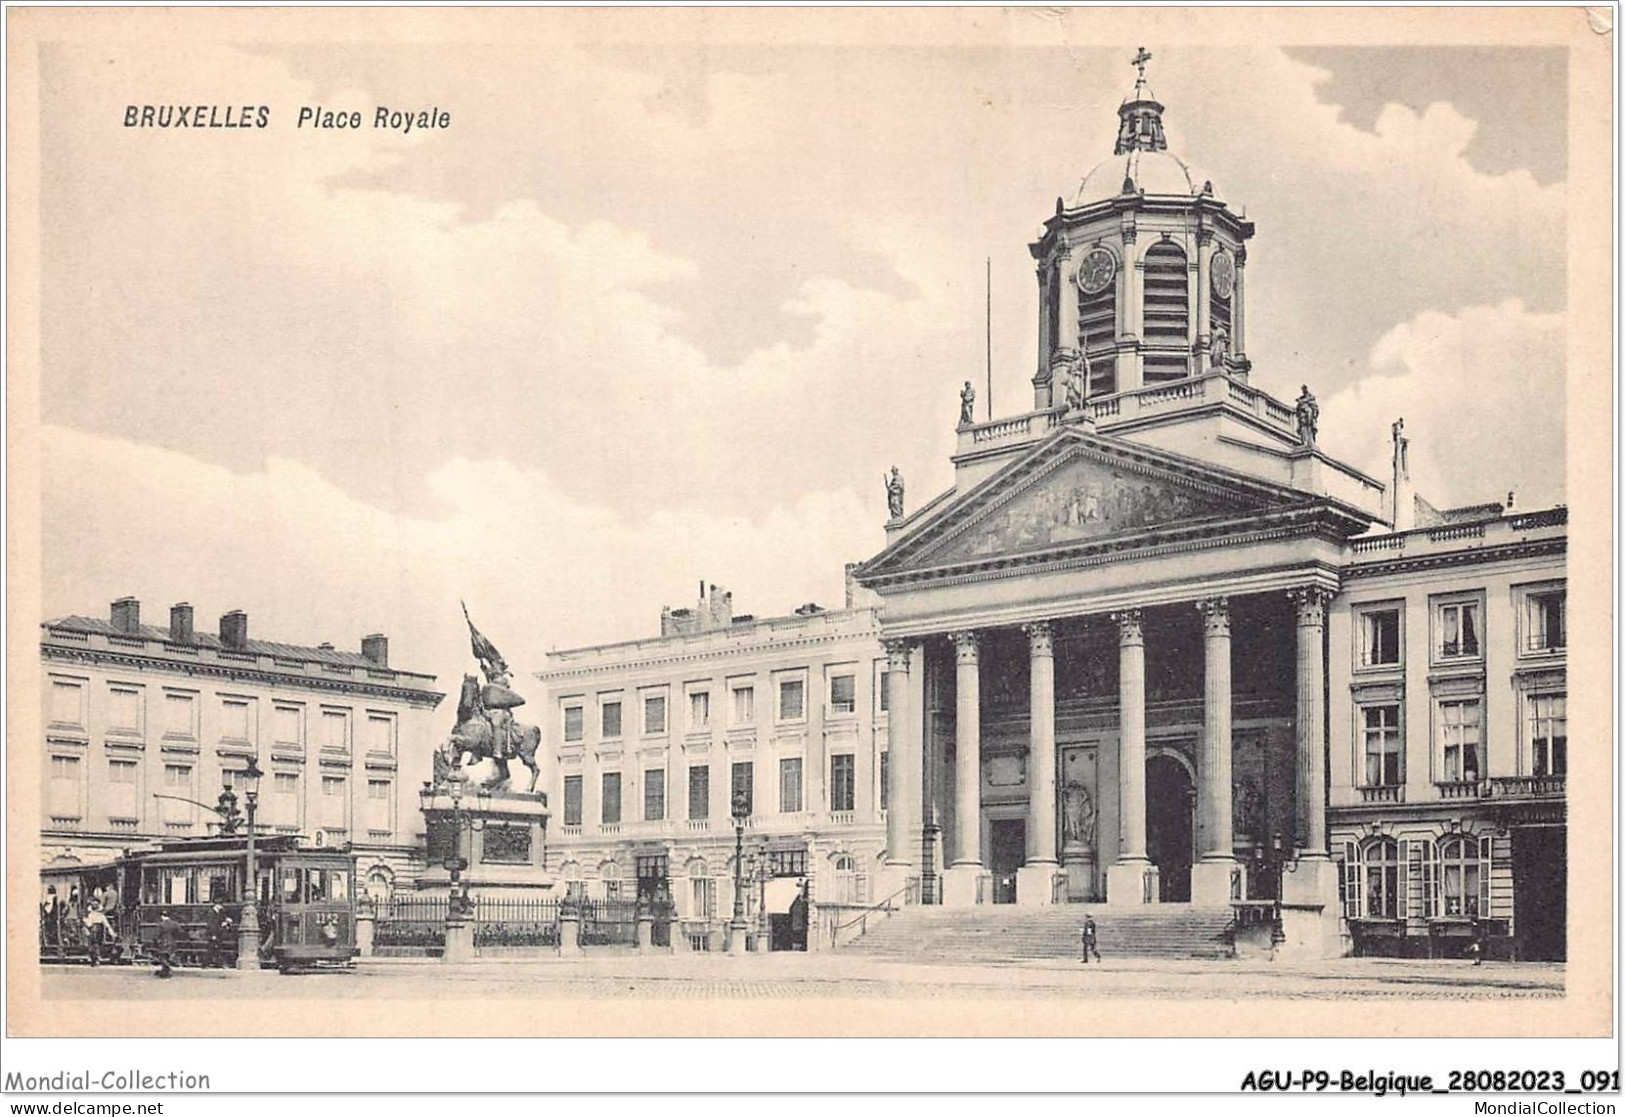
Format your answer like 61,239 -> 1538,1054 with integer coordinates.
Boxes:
865,428 -> 1323,578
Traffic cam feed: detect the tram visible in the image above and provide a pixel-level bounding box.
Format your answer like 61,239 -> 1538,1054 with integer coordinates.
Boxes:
39,834 -> 357,973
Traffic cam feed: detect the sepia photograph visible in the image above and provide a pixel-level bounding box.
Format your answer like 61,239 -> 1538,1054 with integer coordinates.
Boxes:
3,4 -> 1616,1104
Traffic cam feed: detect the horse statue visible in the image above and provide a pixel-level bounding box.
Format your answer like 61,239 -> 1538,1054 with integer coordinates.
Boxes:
444,673 -> 543,794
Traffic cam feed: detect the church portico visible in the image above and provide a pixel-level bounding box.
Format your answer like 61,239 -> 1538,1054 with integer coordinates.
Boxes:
872,587 -> 1320,911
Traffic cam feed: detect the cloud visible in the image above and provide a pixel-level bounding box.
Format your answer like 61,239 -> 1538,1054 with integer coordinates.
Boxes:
1321,300 -> 1565,511
41,425 -> 879,690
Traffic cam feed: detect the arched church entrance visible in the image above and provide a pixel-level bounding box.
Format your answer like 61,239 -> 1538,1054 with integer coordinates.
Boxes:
1146,754 -> 1194,902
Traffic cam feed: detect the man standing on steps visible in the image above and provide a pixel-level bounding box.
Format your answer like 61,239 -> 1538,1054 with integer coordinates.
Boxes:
1080,915 -> 1101,964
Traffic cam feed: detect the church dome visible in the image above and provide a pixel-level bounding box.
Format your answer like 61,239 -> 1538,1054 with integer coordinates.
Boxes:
1073,148 -> 1200,207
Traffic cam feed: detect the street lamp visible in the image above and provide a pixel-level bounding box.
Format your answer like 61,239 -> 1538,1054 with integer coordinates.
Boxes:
729,787 -> 750,955
236,755 -> 264,971
419,772 -> 490,917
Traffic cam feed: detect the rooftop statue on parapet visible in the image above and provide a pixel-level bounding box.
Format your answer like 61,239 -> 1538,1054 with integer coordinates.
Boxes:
1295,385 -> 1320,448
884,466 -> 905,522
438,603 -> 543,795
959,380 -> 977,427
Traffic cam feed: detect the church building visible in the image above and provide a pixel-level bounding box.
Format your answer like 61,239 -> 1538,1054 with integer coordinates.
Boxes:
539,54 -> 1566,960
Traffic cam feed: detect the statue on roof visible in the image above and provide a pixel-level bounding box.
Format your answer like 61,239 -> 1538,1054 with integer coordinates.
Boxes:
884,466 -> 905,522
1295,385 -> 1319,448
1209,327 -> 1229,370
959,380 -> 977,427
1061,351 -> 1088,415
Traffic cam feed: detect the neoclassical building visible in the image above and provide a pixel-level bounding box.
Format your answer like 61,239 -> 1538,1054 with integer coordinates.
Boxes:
39,597 -> 445,899
844,61 -> 1566,958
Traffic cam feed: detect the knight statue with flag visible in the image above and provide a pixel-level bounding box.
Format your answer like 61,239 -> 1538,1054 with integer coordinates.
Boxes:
440,603 -> 543,794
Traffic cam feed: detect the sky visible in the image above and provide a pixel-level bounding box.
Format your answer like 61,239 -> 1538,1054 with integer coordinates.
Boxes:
35,27 -> 1571,693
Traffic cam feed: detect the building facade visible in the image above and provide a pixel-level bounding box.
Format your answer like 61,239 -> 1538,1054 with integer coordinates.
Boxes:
40,597 -> 444,900
839,61 -> 1567,958
538,583 -> 891,949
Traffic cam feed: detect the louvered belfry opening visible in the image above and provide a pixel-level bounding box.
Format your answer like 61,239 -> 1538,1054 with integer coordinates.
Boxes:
1141,240 -> 1190,383
1077,269 -> 1118,397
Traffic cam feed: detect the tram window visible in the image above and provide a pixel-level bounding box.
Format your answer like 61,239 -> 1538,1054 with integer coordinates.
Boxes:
143,874 -> 160,905
329,871 -> 349,902
205,869 -> 234,903
305,868 -> 328,903
258,871 -> 273,905
281,867 -> 301,903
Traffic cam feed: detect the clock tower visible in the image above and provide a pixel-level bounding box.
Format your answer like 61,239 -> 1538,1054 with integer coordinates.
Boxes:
1031,48 -> 1254,410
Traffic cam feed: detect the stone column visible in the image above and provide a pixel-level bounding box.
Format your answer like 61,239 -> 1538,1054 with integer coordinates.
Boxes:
1191,597 -> 1238,905
1281,585 -> 1340,947
1121,229 -> 1144,391
1190,247 -> 1206,364
881,639 -> 916,877
1017,621 -> 1058,906
942,631 -> 984,907
1107,609 -> 1154,904
1058,255 -> 1081,353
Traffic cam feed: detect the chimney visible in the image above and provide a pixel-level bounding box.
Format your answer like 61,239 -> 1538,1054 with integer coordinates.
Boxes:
169,602 -> 194,643
110,596 -> 140,635
361,633 -> 389,667
219,610 -> 248,650
1389,418 -> 1415,531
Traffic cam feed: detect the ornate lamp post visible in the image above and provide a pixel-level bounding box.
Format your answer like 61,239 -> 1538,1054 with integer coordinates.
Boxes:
419,771 -> 490,917
1251,830 -> 1292,951
236,755 -> 264,971
728,787 -> 749,955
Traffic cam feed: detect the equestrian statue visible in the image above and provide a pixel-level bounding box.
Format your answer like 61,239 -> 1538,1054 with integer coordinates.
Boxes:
440,603 -> 543,794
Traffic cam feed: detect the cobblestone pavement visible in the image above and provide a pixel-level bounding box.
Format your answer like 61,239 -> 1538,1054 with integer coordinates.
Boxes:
41,953 -> 1564,1001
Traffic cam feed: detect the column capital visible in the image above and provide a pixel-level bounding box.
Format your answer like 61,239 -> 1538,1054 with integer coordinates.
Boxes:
880,638 -> 915,670
1023,620 -> 1055,657
1197,596 -> 1230,639
1234,245 -> 1248,266
951,630 -> 981,665
1288,585 -> 1335,626
1112,608 -> 1144,646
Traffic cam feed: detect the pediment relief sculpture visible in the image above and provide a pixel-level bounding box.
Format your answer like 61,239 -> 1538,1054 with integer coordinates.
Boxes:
930,459 -> 1241,563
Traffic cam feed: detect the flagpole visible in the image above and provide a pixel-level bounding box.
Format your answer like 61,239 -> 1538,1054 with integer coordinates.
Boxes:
985,256 -> 992,421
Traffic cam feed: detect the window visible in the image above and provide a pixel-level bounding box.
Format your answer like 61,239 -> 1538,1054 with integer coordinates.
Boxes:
271,772 -> 299,827
779,758 -> 803,814
643,694 -> 667,735
108,759 -> 138,784
320,709 -> 350,751
730,761 -> 754,818
688,691 -> 710,732
601,772 -> 622,825
1437,699 -> 1483,783
730,683 -> 755,726
108,686 -> 142,733
221,697 -> 252,741
365,779 -> 392,836
1361,705 -> 1402,787
1141,241 -> 1190,382
272,705 -> 302,749
777,677 -> 805,722
563,705 -> 584,742
1358,607 -> 1402,667
828,673 -> 856,716
320,775 -> 347,829
688,765 -> 709,820
1438,835 -> 1488,918
563,775 -> 583,827
164,692 -> 195,738
689,868 -> 716,920
876,667 -> 890,714
50,679 -> 85,727
48,755 -> 80,817
644,768 -> 666,821
1529,694 -> 1567,777
879,751 -> 890,811
601,700 -> 623,739
768,849 -> 807,877
106,759 -> 139,823
1362,838 -> 1402,919
1526,590 -> 1566,653
364,713 -> 395,757
830,754 -> 856,813
1435,598 -> 1482,660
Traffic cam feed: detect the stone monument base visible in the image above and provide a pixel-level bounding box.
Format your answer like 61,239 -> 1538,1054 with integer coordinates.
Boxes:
941,864 -> 983,909
1278,855 -> 1344,960
1061,841 -> 1097,902
417,787 -> 556,896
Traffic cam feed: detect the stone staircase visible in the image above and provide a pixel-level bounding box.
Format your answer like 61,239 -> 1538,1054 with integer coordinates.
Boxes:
839,903 -> 1237,962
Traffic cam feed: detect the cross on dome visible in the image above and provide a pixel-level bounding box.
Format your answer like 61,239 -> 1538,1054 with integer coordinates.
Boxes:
1131,46 -> 1153,96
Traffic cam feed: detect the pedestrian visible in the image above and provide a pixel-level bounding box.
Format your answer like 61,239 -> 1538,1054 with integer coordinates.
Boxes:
204,901 -> 235,968
82,901 -> 115,967
1080,915 -> 1101,964
1467,918 -> 1484,966
153,911 -> 183,978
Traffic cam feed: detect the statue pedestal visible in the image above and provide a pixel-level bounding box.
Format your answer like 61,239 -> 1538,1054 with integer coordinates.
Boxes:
443,916 -> 474,963
1061,842 -> 1097,902
419,787 -> 557,897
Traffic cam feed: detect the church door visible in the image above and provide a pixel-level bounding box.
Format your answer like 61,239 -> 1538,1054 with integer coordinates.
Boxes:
987,819 -> 1024,904
1146,755 -> 1194,902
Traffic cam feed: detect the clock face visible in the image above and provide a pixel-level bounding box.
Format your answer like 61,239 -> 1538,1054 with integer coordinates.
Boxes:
1211,251 -> 1235,298
1076,248 -> 1116,295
